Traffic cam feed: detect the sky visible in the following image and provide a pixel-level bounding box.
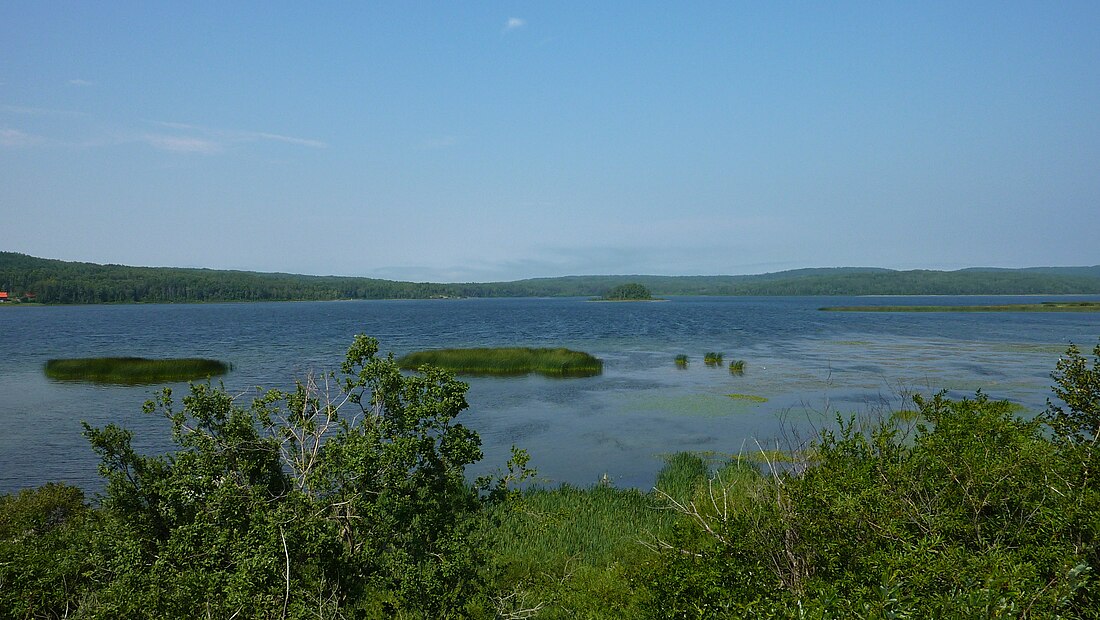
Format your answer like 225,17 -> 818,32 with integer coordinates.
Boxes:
2,2 -> 1098,282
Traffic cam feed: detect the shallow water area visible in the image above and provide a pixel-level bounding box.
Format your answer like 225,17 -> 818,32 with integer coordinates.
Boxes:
1,295 -> 1097,493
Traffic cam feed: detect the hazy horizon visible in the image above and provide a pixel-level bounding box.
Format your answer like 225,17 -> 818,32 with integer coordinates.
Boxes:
3,4 -> 1098,281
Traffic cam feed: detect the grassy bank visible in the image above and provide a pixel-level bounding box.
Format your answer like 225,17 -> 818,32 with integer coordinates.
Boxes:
44,357 -> 230,384
397,347 -> 603,377
820,301 -> 1100,312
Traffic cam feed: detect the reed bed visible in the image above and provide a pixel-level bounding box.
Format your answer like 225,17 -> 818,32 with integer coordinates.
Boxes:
44,357 -> 230,385
397,347 -> 602,377
729,359 -> 746,374
703,352 -> 723,366
674,354 -> 688,368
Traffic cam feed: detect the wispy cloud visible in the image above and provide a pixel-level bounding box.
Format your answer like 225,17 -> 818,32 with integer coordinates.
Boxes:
0,127 -> 45,147
0,104 -> 86,117
139,133 -> 222,154
503,17 -> 526,32
67,79 -> 93,87
142,120 -> 327,153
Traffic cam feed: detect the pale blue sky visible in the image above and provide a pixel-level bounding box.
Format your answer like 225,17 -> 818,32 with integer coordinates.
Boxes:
2,2 -> 1098,281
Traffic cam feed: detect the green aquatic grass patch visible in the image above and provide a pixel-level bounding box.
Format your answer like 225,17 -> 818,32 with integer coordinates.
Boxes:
397,347 -> 602,377
820,301 -> 1100,312
727,393 -> 767,403
674,354 -> 688,368
704,352 -> 723,366
44,357 -> 230,385
728,359 -> 746,374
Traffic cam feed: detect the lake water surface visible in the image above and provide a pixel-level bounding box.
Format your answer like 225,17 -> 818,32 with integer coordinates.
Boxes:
2,296 -> 1098,494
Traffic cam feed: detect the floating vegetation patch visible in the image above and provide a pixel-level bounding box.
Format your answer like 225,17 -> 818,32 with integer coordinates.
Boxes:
44,357 -> 230,385
397,347 -> 603,378
727,393 -> 768,403
704,352 -> 723,367
820,301 -> 1100,313
729,360 -> 746,375
989,343 -> 1068,355
674,354 -> 688,368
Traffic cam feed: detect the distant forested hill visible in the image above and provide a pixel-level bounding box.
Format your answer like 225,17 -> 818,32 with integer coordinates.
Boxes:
2,252 -> 1099,304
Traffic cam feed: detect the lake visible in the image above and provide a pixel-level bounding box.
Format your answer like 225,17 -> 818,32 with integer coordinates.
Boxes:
2,295 -> 1098,495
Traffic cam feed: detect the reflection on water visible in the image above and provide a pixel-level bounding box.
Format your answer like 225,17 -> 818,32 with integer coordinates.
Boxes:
1,295 -> 1098,493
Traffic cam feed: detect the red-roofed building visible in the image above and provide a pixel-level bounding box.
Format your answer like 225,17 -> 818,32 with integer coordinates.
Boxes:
0,292 -> 9,302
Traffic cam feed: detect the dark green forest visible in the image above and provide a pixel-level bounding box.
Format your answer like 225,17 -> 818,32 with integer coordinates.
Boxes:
3,252 -> 1100,304
3,338 -> 1100,618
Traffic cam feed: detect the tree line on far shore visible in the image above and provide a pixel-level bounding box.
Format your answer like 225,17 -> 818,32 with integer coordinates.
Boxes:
4,251 -> 1100,304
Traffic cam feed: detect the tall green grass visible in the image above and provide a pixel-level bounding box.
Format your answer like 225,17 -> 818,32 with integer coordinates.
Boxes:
487,452 -> 766,618
489,484 -> 675,618
729,359 -> 745,374
654,452 -> 709,503
703,352 -> 724,367
674,354 -> 688,368
43,357 -> 229,385
397,347 -> 602,377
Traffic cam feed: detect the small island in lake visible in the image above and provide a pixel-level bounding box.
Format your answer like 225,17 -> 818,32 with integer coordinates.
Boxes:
820,301 -> 1100,313
595,282 -> 664,302
44,357 -> 230,385
397,347 -> 603,377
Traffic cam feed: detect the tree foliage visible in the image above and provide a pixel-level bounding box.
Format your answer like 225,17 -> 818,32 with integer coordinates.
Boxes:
2,335 -> 528,618
603,283 -> 653,300
5,340 -> 1100,617
644,344 -> 1100,618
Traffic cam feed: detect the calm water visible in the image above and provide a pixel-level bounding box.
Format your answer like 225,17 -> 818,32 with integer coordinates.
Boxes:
2,296 -> 1098,494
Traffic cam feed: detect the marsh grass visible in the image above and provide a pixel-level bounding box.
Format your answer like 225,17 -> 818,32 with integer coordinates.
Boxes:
674,354 -> 688,368
729,359 -> 746,374
489,483 -> 678,618
654,452 -> 709,504
703,352 -> 723,367
397,347 -> 602,377
43,357 -> 230,385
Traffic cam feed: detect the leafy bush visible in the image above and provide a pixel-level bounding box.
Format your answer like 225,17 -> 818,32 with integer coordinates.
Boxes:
5,335 -> 530,618
644,343 -> 1100,617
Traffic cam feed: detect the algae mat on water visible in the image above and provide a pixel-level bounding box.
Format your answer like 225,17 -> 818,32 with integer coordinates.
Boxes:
44,357 -> 230,385
397,347 -> 603,377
